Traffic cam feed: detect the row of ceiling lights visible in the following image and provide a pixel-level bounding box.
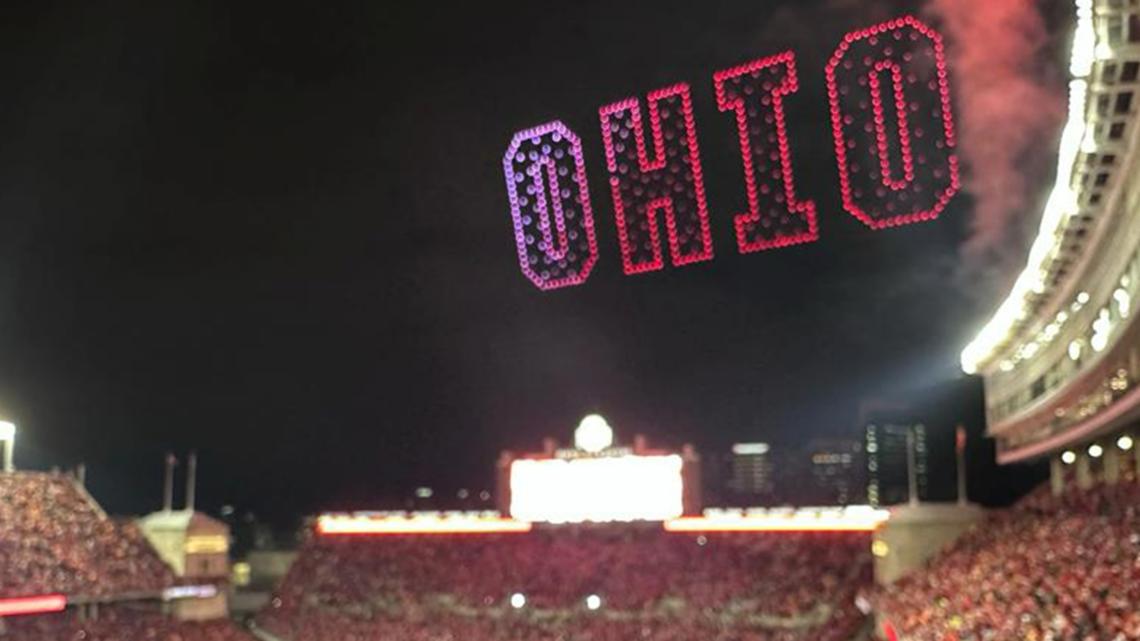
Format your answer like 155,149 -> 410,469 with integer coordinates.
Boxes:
1060,434 -> 1134,464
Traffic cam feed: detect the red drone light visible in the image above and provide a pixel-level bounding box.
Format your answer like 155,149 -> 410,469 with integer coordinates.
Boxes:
599,83 -> 715,275
825,16 -> 960,229
713,51 -> 819,253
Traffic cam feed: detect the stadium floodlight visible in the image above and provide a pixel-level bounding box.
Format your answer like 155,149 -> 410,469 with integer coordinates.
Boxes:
574,414 -> 614,453
585,594 -> 602,611
1061,450 -> 1077,465
1088,444 -> 1103,458
1118,435 -> 1134,451
509,593 -> 526,609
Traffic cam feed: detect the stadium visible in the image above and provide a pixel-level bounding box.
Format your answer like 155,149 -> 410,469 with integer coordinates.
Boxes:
2,0 -> 1140,640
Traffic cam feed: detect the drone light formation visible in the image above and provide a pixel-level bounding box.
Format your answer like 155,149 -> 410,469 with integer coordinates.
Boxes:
502,121 -> 600,291
502,16 -> 959,290
825,16 -> 960,228
713,51 -> 819,253
599,84 -> 714,274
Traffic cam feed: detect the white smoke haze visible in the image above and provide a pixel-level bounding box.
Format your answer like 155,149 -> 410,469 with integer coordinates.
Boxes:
925,0 -> 1065,298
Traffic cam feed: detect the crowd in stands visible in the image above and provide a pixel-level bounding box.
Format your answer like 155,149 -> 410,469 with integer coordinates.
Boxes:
0,609 -> 252,641
13,459 -> 1138,641
877,481 -> 1140,641
260,527 -> 872,641
0,472 -> 172,598
0,471 -> 251,640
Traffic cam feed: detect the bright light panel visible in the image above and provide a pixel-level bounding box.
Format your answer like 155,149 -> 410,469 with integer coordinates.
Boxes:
162,585 -> 219,601
318,514 -> 532,535
732,442 -> 770,455
575,414 -> 614,453
664,506 -> 890,532
510,455 -> 684,523
0,594 -> 66,618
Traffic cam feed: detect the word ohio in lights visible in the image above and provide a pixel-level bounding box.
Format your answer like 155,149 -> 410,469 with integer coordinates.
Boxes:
503,15 -> 958,290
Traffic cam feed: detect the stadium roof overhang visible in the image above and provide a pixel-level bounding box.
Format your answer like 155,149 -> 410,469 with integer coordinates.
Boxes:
960,0 -> 1102,375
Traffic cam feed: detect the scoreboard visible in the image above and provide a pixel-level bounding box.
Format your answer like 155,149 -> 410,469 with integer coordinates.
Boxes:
509,454 -> 685,524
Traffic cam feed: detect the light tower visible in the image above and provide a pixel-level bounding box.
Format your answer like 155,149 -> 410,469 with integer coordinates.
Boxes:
0,421 -> 15,472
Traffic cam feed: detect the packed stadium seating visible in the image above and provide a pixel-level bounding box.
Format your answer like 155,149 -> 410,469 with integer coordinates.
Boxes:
0,472 -> 172,598
0,472 -> 252,640
259,527 -> 872,641
876,481 -> 1140,641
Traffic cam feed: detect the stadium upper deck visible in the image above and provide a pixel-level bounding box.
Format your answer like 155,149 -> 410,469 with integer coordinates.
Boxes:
961,0 -> 1140,465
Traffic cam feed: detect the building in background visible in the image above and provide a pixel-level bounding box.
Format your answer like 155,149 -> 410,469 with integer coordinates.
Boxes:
957,2 -> 1140,492
138,453 -> 230,621
804,438 -> 863,505
865,418 -> 928,507
725,442 -> 777,504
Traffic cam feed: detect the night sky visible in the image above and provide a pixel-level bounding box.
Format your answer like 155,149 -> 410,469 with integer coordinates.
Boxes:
0,0 -> 1059,523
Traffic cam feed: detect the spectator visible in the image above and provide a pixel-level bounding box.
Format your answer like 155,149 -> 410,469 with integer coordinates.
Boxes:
260,527 -> 873,641
0,472 -> 172,598
876,482 -> 1140,641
